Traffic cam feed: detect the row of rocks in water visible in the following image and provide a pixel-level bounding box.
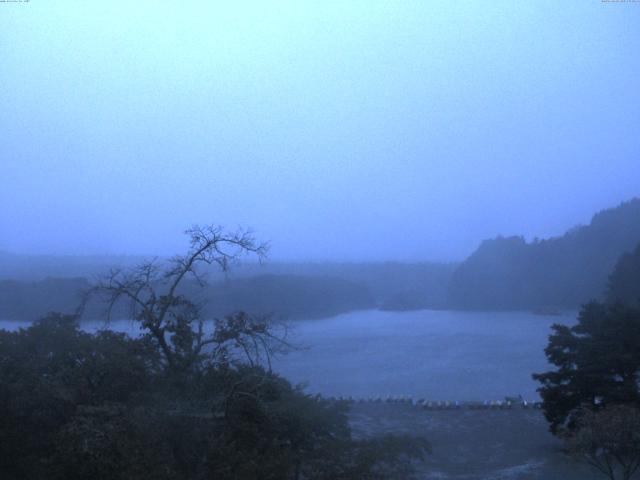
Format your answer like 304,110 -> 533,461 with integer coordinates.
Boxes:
325,395 -> 543,410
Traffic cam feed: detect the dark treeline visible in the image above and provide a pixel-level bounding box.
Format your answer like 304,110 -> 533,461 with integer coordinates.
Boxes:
0,277 -> 89,321
533,299 -> 640,479
0,226 -> 430,480
0,275 -> 373,322
203,274 -> 373,320
607,242 -> 640,308
447,198 -> 640,310
1,198 -> 639,319
532,245 -> 640,478
229,262 -> 456,310
0,251 -> 145,281
0,315 -> 428,480
0,262 -> 455,321
529,205 -> 640,478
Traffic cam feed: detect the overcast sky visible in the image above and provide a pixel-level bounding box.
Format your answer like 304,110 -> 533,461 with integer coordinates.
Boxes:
1,1 -> 639,261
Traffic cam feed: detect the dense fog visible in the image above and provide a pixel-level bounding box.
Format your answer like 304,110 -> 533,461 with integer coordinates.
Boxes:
2,2 -> 639,262
1,2 -> 639,480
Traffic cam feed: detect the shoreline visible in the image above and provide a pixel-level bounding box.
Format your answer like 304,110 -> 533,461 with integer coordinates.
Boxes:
348,402 -> 597,479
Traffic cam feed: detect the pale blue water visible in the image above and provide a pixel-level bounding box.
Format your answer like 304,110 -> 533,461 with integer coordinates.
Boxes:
271,309 -> 575,401
0,309 -> 574,401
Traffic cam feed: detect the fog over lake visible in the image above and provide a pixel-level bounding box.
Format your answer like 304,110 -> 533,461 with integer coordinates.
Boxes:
274,310 -> 575,400
1,309 -> 573,401
2,2 -> 639,477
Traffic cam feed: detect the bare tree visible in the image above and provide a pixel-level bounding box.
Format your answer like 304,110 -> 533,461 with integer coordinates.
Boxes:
84,225 -> 288,374
565,405 -> 640,480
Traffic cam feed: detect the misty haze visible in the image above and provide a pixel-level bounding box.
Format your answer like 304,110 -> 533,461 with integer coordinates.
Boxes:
1,2 -> 640,480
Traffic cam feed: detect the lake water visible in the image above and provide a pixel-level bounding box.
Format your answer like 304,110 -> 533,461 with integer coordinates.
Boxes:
272,309 -> 574,401
0,309 -> 575,401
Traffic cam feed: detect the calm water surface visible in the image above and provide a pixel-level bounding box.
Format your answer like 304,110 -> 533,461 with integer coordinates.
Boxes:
1,309 -> 574,401
272,309 -> 574,401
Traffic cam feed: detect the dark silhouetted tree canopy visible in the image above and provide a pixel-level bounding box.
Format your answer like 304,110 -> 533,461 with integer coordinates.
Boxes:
565,405 -> 640,480
448,199 -> 640,310
0,314 -> 429,480
0,226 -> 429,479
533,302 -> 640,435
607,243 -> 640,308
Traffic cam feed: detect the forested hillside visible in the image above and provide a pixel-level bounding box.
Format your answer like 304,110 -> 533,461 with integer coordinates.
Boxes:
607,242 -> 640,307
201,274 -> 374,320
0,275 -> 374,322
447,199 -> 640,310
0,278 -> 89,320
3,199 -> 638,316
0,257 -> 454,319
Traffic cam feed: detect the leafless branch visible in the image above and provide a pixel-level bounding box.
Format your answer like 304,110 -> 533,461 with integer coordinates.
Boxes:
81,224 -> 283,375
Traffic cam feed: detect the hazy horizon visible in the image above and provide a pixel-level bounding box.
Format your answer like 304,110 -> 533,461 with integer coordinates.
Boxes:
0,195 -> 638,263
2,1 -> 639,262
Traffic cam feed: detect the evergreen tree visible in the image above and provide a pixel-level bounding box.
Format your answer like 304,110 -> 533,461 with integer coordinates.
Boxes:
533,302 -> 640,434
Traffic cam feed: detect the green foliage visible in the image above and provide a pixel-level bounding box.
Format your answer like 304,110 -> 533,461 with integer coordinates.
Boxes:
533,302 -> 640,435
